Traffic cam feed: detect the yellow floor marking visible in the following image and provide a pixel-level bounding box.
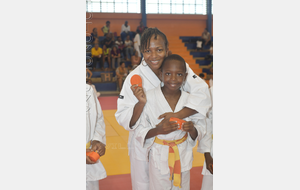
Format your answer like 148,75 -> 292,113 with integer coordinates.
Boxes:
100,136 -> 131,176
105,125 -> 119,137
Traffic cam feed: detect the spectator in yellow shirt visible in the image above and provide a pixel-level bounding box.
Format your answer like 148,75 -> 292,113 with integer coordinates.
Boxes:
101,21 -> 110,36
91,43 -> 103,70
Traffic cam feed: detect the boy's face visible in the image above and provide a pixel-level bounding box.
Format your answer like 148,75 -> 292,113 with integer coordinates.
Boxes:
142,35 -> 168,72
161,59 -> 186,91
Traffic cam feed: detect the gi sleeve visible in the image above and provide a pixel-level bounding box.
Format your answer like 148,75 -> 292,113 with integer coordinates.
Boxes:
134,109 -> 155,149
187,116 -> 207,148
197,112 -> 212,154
182,63 -> 212,119
91,88 -> 106,145
115,74 -> 140,131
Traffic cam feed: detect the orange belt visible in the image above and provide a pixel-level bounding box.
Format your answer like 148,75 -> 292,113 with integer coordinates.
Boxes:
154,133 -> 188,188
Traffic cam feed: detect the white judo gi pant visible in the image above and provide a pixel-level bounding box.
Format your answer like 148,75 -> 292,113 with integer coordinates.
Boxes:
130,155 -> 149,190
148,151 -> 190,190
201,175 -> 213,190
86,180 -> 99,190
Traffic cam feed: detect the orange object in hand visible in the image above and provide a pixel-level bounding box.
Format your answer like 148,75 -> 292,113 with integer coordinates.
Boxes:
169,117 -> 186,130
86,151 -> 100,162
130,74 -> 142,88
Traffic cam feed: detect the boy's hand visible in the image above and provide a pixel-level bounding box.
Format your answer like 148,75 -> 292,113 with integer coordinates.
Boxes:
156,120 -> 178,135
91,140 -> 106,157
130,85 -> 146,104
182,121 -> 196,133
86,149 -> 96,164
182,121 -> 198,140
204,152 -> 213,174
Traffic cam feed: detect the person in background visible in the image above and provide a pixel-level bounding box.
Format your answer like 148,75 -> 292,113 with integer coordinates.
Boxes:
121,21 -> 132,42
91,28 -> 98,44
115,36 -> 126,59
205,42 -> 213,61
198,85 -> 213,190
199,73 -> 205,79
115,61 -> 128,92
200,28 -> 211,49
86,83 -> 106,190
133,29 -> 141,58
136,21 -> 146,34
101,21 -> 110,36
102,33 -> 114,50
102,44 -> 111,70
91,43 -> 103,70
86,79 -> 101,98
86,67 -> 93,79
131,50 -> 141,70
124,34 -> 134,61
111,46 -> 121,69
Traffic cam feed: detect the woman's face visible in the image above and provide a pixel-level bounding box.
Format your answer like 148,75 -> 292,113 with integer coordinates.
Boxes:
142,35 -> 168,72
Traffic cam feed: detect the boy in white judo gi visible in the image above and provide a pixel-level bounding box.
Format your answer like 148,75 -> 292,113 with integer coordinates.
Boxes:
198,86 -> 213,190
86,84 -> 107,190
134,54 -> 207,190
115,27 -> 211,190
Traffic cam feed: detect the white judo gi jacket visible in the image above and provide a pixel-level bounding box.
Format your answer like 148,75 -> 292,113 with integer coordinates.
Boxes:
115,59 -> 211,161
86,84 -> 107,181
197,86 -> 213,176
134,86 -> 207,174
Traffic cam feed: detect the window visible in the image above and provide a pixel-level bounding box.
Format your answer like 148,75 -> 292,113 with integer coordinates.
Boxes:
86,0 -> 141,13
146,0 -> 207,14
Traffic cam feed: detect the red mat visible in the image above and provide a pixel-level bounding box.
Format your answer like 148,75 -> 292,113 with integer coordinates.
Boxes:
98,166 -> 204,190
98,96 -> 118,110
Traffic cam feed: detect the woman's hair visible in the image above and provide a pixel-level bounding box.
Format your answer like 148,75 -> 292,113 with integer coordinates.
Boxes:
140,27 -> 168,52
160,54 -> 186,73
93,28 -> 97,32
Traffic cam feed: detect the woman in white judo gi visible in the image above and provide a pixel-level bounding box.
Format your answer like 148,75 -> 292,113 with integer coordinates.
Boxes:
134,54 -> 207,190
198,86 -> 213,190
86,84 -> 107,190
115,27 -> 211,190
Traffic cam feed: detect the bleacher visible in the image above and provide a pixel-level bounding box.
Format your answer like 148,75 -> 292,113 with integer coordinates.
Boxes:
86,34 -> 213,92
86,35 -> 133,93
179,36 -> 213,75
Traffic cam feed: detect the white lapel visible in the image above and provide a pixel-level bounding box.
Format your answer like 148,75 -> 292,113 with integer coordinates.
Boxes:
139,59 -> 161,90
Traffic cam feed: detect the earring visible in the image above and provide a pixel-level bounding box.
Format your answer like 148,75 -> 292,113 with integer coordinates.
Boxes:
142,58 -> 147,66
161,81 -> 164,87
